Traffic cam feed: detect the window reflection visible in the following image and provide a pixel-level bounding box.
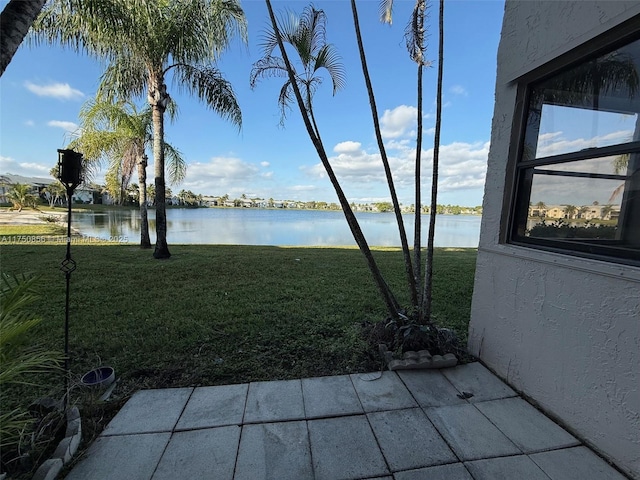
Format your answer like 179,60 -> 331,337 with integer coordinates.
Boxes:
512,36 -> 640,261
523,39 -> 640,160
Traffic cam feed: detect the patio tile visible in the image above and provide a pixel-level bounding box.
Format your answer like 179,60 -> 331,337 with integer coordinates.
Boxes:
175,383 -> 248,430
530,446 -> 629,480
301,375 -> 363,418
441,362 -> 516,402
350,371 -> 417,412
397,369 -> 467,407
367,408 -> 457,471
102,388 -> 192,435
475,397 -> 579,452
151,426 -> 240,480
234,421 -> 312,480
65,433 -> 170,480
425,404 -> 520,461
465,455 -> 550,480
243,379 -> 305,423
308,415 -> 389,480
393,463 -> 473,480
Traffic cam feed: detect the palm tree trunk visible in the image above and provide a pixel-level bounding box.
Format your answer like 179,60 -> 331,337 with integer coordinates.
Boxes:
0,0 -> 46,77
265,0 -> 401,320
138,153 -> 151,249
421,0 -> 444,323
414,63 -> 424,306
351,0 -> 418,312
151,100 -> 170,259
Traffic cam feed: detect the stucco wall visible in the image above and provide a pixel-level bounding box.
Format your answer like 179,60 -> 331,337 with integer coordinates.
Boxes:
469,2 -> 640,478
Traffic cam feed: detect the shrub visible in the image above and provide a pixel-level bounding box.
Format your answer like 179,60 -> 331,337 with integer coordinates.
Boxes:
0,273 -> 64,470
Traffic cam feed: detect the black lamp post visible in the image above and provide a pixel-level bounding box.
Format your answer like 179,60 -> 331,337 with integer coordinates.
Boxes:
57,149 -> 83,404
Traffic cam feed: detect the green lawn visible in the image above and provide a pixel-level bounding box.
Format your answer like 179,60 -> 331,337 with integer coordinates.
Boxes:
1,243 -> 476,437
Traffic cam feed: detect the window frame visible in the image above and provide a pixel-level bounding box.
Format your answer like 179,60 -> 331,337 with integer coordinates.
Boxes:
504,24 -> 640,266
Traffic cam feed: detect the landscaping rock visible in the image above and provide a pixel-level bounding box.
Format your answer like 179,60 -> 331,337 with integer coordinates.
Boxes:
388,351 -> 457,370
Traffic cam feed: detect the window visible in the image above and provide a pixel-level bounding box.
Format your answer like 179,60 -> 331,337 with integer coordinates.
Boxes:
509,34 -> 640,264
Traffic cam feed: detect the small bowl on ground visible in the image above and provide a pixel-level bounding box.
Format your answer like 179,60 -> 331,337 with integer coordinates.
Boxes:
81,366 -> 115,388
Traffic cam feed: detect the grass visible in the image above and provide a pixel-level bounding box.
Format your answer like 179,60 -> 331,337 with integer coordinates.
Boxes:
1,242 -> 476,474
1,243 -> 476,394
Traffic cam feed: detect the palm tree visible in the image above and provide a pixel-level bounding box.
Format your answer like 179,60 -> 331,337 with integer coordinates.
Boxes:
601,204 -> 614,220
42,182 -> 66,208
255,2 -> 401,320
563,204 -> 577,219
578,205 -> 589,219
35,0 -> 247,259
377,0 -> 442,324
70,98 -> 185,248
421,0 -> 444,323
351,0 -> 418,311
0,0 -> 47,76
6,184 -> 37,212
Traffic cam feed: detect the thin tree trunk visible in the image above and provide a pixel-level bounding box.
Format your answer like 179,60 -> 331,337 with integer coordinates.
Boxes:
151,99 -> 170,259
0,0 -> 46,77
138,153 -> 151,249
414,63 -> 423,307
422,0 -> 444,323
351,0 -> 418,312
265,0 -> 401,320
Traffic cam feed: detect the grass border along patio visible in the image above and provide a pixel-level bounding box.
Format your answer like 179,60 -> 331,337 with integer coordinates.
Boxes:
1,236 -> 477,452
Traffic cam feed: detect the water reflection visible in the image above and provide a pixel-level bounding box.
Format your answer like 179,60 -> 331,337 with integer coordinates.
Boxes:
72,208 -> 481,247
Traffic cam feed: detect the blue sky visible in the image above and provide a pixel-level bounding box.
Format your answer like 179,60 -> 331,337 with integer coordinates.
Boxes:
0,0 -> 506,206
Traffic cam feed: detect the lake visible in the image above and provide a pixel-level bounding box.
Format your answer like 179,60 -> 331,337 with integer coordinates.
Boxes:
71,208 -> 481,247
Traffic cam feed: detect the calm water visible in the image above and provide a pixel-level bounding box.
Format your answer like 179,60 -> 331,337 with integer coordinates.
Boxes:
71,208 -> 481,247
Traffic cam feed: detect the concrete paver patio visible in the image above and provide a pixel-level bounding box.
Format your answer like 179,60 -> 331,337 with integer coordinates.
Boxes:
64,362 -> 628,480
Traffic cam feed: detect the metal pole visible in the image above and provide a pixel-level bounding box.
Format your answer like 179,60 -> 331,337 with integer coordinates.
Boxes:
61,186 -> 76,406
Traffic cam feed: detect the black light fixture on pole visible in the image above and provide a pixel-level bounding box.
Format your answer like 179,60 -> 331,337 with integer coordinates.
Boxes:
57,148 -> 83,405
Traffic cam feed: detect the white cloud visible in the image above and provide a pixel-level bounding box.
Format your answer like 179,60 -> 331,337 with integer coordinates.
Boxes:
536,129 -> 633,158
47,120 -> 79,133
0,155 -> 52,178
178,156 -> 263,196
24,120 -> 35,127
334,141 -> 362,154
260,161 -> 270,167
24,81 -> 84,100
304,139 -> 489,203
289,185 -> 318,192
380,105 -> 417,139
449,85 -> 468,96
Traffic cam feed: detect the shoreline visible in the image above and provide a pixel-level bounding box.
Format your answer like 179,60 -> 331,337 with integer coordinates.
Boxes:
0,209 -> 55,226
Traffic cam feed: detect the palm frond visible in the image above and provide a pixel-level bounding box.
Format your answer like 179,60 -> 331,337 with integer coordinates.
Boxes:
277,80 -> 296,126
164,143 -> 187,185
250,56 -> 290,89
379,0 -> 394,24
169,0 -> 247,63
97,54 -> 148,103
173,64 -> 242,129
314,44 -> 346,94
252,3 -> 344,127
405,0 -> 430,66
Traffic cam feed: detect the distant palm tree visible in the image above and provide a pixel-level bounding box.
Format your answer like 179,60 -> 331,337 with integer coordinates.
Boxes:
42,182 -> 65,208
601,204 -> 614,220
563,204 -> 577,219
6,184 -> 37,212
578,205 -> 589,218
35,0 -> 247,259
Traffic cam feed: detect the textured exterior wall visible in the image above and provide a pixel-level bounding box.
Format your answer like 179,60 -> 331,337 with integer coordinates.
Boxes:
469,2 -> 640,478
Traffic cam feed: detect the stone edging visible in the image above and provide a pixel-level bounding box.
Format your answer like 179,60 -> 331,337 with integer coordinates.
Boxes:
379,344 -> 458,370
32,406 -> 82,480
